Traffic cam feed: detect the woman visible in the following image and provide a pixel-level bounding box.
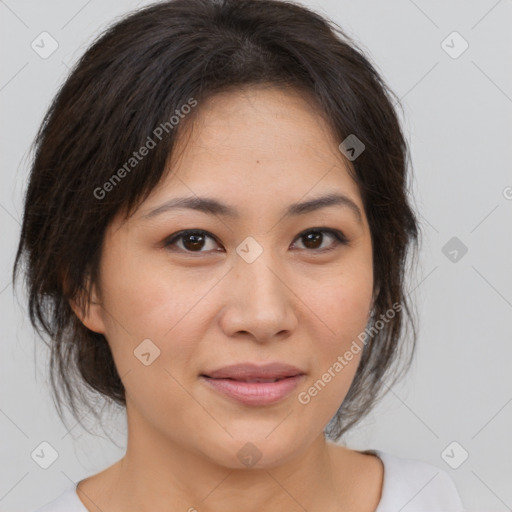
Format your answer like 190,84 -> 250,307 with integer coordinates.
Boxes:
15,0 -> 465,510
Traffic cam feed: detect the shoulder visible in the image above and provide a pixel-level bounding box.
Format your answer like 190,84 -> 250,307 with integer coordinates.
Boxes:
31,484 -> 87,512
368,449 -> 466,512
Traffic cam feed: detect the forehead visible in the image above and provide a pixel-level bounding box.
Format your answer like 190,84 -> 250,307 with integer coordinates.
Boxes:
175,84 -> 346,170
111,84 -> 368,235
149,85 -> 361,206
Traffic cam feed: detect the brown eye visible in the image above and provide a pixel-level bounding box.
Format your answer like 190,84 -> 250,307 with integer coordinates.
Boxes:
302,231 -> 323,249
164,227 -> 348,256
182,232 -> 207,251
165,230 -> 221,253
292,229 -> 348,252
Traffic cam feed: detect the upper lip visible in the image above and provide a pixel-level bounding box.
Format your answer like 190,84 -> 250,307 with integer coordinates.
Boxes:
201,362 -> 306,380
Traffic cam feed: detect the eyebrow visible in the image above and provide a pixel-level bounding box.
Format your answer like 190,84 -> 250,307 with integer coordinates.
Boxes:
141,192 -> 363,225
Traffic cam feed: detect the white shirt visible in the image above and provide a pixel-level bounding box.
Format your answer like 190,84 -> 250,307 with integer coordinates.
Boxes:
32,449 -> 466,512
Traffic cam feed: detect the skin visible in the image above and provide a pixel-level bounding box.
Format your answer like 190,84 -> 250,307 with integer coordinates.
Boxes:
73,83 -> 383,512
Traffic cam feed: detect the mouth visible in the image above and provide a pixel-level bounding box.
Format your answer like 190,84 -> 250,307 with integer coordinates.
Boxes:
201,376 -> 295,383
199,363 -> 306,406
201,362 -> 306,380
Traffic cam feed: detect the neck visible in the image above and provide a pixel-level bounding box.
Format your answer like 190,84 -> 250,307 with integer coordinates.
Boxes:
76,405 -> 380,512
115,433 -> 340,512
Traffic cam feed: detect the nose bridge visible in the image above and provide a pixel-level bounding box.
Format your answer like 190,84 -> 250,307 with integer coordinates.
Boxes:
220,237 -> 297,340
243,252 -> 282,298
236,238 -> 287,307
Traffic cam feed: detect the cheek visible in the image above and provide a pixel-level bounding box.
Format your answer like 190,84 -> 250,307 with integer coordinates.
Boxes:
101,248 -> 201,336
305,266 -> 373,346
98,250 -> 211,389
298,266 -> 372,402
98,262 -> 206,422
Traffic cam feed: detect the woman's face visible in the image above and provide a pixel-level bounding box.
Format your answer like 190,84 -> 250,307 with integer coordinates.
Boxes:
81,84 -> 374,468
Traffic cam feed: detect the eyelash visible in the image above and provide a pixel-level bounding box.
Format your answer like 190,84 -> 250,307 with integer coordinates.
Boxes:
163,228 -> 349,255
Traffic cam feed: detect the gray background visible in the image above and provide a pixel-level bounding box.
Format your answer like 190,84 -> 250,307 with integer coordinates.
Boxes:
1,0 -> 511,511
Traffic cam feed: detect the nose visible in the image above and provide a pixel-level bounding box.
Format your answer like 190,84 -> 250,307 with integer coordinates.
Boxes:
218,250 -> 299,343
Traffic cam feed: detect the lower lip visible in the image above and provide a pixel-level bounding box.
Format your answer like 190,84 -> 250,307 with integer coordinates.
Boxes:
200,375 -> 305,406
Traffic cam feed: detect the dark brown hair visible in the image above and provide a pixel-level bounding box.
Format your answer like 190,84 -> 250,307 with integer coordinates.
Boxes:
13,0 -> 420,440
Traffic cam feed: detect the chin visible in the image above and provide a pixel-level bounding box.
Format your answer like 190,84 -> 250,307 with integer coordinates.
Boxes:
199,428 -> 311,470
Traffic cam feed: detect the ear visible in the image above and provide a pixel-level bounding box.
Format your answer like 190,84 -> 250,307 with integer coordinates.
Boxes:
68,275 -> 107,334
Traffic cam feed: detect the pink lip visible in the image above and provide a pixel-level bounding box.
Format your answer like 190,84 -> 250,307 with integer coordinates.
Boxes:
201,374 -> 305,406
200,362 -> 306,406
202,362 -> 305,380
